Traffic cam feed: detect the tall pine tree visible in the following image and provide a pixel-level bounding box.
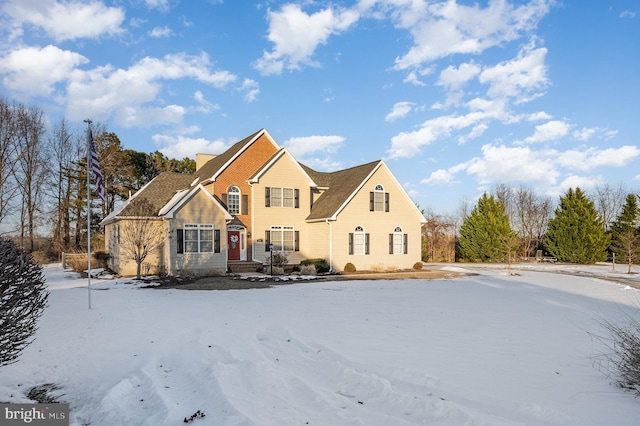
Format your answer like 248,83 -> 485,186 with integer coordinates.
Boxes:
610,193 -> 640,273
545,187 -> 609,263
459,193 -> 516,262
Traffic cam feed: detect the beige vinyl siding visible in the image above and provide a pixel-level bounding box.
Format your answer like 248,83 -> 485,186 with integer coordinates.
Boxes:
169,190 -> 228,275
107,219 -> 167,277
252,153 -> 313,265
330,166 -> 422,272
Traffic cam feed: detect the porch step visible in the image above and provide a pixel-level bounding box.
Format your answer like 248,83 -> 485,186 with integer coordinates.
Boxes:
228,261 -> 263,273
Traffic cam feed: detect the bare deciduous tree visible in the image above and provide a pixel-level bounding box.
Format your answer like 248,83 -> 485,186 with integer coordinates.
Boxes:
13,104 -> 47,251
513,186 -> 553,258
47,118 -> 81,253
119,198 -> 165,279
0,97 -> 18,232
423,209 -> 456,262
592,183 -> 627,231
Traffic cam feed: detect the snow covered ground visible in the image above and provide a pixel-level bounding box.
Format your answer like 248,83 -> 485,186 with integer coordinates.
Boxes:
2,263 -> 640,425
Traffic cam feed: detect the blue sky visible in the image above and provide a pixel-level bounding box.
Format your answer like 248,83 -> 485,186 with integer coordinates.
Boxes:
1,0 -> 639,215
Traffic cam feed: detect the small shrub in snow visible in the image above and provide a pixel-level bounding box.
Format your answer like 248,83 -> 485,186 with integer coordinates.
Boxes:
93,251 -> 111,269
0,238 -> 49,367
599,314 -> 640,395
343,262 -> 356,273
267,252 -> 289,268
300,264 -> 316,275
300,258 -> 330,273
265,266 -> 284,275
413,262 -> 424,270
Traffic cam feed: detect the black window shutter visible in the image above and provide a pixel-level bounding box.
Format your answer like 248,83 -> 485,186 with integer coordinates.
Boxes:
369,192 -> 374,211
222,193 -> 227,207
294,189 -> 299,208
265,187 -> 270,207
295,231 -> 299,251
265,230 -> 271,251
365,233 -> 370,255
385,193 -> 389,212
403,234 -> 408,254
214,229 -> 221,253
389,234 -> 393,254
242,194 -> 248,215
349,233 -> 354,255
177,229 -> 184,254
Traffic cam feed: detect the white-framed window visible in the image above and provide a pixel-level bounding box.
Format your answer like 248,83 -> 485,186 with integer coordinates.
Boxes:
374,185 -> 385,211
393,226 -> 403,254
283,188 -> 294,207
370,184 -> 389,212
184,224 -> 214,253
266,226 -> 297,251
270,187 -> 282,207
266,187 -> 299,208
228,186 -> 240,214
349,226 -> 369,255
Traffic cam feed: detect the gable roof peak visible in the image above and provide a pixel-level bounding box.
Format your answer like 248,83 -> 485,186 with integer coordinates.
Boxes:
194,128 -> 279,183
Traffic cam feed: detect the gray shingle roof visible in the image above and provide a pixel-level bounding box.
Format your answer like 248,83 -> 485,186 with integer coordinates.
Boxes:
301,161 -> 380,221
119,172 -> 195,217
193,129 -> 262,182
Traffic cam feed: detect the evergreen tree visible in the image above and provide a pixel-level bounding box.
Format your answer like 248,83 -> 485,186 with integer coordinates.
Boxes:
459,193 -> 516,262
610,194 -> 640,273
545,187 -> 609,263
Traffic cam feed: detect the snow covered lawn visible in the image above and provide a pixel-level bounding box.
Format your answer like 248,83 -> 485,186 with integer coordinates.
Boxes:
2,264 -> 640,425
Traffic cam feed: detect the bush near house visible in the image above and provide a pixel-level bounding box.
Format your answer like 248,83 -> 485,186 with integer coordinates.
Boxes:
301,258 -> 330,273
413,262 -> 423,270
343,262 -> 356,273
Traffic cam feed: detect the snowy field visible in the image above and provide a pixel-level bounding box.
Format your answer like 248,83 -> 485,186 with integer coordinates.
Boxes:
2,263 -> 640,425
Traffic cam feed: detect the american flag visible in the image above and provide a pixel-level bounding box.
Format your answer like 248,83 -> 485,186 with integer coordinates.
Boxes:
88,128 -> 106,203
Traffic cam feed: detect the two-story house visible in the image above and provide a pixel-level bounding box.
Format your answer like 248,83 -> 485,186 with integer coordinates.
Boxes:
102,128 -> 426,276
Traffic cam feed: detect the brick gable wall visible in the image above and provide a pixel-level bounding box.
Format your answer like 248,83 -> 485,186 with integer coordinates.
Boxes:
210,134 -> 279,257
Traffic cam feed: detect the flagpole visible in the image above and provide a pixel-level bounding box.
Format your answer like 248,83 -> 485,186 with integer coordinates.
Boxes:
84,119 -> 92,310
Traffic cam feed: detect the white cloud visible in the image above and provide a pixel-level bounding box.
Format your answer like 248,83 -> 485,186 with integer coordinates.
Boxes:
385,102 -> 414,122
527,111 -> 552,121
620,10 -> 636,19
283,135 -> 345,158
388,111 -> 489,158
463,143 -> 559,185
556,146 -> 640,171
240,79 -> 260,103
254,4 -> 359,75
66,52 -> 237,126
193,91 -> 220,113
479,42 -> 548,102
2,0 -> 125,41
553,175 -> 603,194
145,0 -> 172,11
149,26 -> 173,38
392,0 -> 552,69
155,134 -> 232,159
424,143 -> 640,194
438,61 -> 481,91
523,120 -> 570,143
0,45 -> 88,96
422,168 -> 458,185
116,104 -> 185,128
459,123 -> 489,144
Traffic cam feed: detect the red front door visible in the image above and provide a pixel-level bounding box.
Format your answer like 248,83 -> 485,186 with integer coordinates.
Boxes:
228,231 -> 241,260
